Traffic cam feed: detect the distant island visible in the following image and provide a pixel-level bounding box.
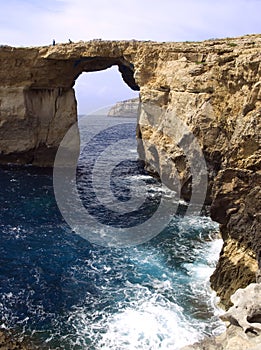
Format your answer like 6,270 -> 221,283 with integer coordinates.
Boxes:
108,98 -> 139,118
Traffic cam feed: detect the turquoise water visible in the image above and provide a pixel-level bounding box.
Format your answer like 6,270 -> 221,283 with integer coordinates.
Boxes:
0,115 -> 225,349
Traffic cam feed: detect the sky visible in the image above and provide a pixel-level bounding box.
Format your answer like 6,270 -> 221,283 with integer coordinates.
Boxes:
1,0 -> 260,113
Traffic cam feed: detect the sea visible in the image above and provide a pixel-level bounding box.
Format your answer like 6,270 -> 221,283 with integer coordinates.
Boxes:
0,113 -> 225,349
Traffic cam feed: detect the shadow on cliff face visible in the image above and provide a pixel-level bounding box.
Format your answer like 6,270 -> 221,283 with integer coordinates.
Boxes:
211,169 -> 261,262
209,169 -> 261,309
210,247 -> 257,309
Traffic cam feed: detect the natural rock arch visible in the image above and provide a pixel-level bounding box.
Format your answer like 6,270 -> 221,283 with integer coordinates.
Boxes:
0,44 -> 140,165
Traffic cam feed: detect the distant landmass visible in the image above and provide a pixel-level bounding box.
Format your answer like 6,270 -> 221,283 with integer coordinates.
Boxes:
108,98 -> 140,118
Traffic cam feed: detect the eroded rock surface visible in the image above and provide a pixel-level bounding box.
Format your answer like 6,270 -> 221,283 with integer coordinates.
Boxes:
210,170 -> 260,308
221,283 -> 261,335
182,283 -> 261,350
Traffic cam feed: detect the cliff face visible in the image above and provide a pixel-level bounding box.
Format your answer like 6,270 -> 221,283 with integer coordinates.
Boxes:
108,98 -> 139,118
135,35 -> 261,308
0,35 -> 260,308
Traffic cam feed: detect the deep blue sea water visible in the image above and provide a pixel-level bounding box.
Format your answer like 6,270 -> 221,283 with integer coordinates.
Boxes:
0,114 -> 225,349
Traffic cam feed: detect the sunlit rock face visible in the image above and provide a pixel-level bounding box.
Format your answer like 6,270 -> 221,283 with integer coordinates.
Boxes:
108,98 -> 139,118
0,35 -> 260,308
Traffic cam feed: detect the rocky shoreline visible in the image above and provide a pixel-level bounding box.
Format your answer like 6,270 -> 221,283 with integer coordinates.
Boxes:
0,329 -> 34,350
182,283 -> 261,349
0,35 -> 260,349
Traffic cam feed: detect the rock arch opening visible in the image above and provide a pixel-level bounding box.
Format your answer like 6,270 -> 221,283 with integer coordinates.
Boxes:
71,57 -> 139,91
74,65 -> 139,115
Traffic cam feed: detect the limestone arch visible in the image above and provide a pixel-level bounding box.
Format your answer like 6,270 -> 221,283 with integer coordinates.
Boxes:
14,56 -> 140,166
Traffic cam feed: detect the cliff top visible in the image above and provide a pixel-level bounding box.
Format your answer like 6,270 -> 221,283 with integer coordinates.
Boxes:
1,33 -> 261,49
0,34 -> 260,90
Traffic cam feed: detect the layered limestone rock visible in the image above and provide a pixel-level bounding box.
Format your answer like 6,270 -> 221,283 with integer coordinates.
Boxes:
108,97 -> 139,118
135,35 -> 261,308
0,87 -> 76,165
0,35 -> 260,310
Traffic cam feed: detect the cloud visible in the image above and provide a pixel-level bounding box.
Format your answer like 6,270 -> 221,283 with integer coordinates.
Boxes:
41,0 -> 261,43
1,0 -> 260,46
0,0 -> 63,46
